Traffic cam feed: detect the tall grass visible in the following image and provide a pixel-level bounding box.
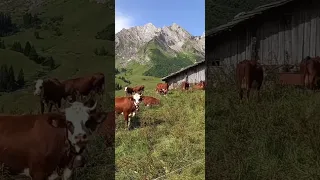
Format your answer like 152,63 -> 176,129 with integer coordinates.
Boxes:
116,90 -> 205,179
206,74 -> 320,179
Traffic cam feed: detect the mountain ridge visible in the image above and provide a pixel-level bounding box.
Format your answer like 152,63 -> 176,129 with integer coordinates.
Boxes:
115,22 -> 205,77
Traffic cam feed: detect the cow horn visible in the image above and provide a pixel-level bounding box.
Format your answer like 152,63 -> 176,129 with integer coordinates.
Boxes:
88,101 -> 97,111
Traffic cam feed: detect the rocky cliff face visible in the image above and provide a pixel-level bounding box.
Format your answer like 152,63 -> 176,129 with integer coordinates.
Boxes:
115,23 -> 205,66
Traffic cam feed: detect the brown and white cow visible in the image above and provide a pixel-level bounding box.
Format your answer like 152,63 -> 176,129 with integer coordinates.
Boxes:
156,83 -> 169,95
115,93 -> 143,130
61,73 -> 105,100
0,102 -> 104,180
34,78 -> 73,114
124,85 -> 144,96
142,96 -> 160,106
181,81 -> 190,90
236,60 -> 264,101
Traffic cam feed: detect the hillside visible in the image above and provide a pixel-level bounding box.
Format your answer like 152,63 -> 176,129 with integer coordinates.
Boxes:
0,0 -> 115,179
115,23 -> 205,78
206,0 -> 279,30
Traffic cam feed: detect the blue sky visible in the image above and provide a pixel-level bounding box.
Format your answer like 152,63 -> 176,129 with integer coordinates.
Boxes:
115,0 -> 204,36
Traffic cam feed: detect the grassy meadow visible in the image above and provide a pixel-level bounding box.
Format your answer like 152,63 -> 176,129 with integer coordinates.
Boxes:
0,0 -> 116,179
206,74 -> 320,179
115,64 -> 205,179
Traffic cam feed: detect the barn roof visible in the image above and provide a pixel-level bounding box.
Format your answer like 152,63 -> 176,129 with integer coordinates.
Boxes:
161,60 -> 205,81
206,0 -> 297,37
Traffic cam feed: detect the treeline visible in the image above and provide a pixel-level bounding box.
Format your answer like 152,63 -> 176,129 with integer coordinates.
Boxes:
0,64 -> 25,92
0,12 -> 18,37
206,0 -> 278,30
95,23 -> 114,41
10,41 -> 58,70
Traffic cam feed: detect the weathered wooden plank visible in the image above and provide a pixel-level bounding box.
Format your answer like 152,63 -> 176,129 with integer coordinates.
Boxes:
272,21 -> 279,64
303,11 -> 311,58
279,20 -> 285,64
315,10 -> 320,56
230,35 -> 237,66
257,26 -> 263,62
246,30 -> 251,59
310,9 -> 317,57
284,13 -> 292,64
261,23 -> 269,64
297,11 -> 304,62
291,12 -> 299,64
266,22 -> 273,65
237,34 -> 241,63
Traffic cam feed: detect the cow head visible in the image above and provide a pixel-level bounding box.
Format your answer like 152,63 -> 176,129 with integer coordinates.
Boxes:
34,79 -> 44,96
61,101 -> 98,153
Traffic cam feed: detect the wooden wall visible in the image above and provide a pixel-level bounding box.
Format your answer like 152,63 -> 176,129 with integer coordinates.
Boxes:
208,1 -> 320,69
166,63 -> 206,89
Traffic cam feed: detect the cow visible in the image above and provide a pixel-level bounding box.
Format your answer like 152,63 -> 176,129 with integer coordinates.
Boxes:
61,73 -> 105,101
193,81 -> 205,90
300,56 -> 320,90
142,96 -> 160,106
124,85 -> 145,96
115,93 -> 143,130
156,83 -> 169,95
34,78 -> 73,114
0,101 -> 104,180
124,86 -> 134,96
236,60 -> 264,102
181,81 -> 190,90
132,85 -> 145,94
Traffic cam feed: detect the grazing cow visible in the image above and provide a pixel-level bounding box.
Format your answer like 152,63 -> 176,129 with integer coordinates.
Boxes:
193,81 -> 205,90
142,96 -> 160,106
236,60 -> 264,101
181,81 -> 190,90
0,102 -> 104,180
156,83 -> 169,95
34,78 -> 73,114
115,93 -> 143,130
62,73 -> 105,100
300,56 -> 320,89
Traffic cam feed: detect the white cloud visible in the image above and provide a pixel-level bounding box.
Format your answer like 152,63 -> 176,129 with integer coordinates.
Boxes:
115,10 -> 134,33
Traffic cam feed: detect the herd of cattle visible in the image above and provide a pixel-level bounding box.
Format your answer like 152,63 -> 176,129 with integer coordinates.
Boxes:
0,72 -> 207,180
236,56 -> 320,101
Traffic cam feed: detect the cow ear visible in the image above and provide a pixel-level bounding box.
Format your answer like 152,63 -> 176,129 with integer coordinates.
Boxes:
129,97 -> 134,101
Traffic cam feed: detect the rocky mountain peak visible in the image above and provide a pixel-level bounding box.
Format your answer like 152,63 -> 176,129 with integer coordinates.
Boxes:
116,22 -> 204,65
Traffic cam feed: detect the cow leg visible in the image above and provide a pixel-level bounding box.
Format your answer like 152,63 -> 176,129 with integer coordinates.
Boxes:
246,89 -> 250,103
123,112 -> 130,130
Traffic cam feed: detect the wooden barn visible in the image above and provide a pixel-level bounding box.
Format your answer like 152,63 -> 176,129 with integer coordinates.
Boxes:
206,0 -> 320,76
161,60 -> 205,89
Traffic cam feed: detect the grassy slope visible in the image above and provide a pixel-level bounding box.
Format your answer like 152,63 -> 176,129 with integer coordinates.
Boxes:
0,0 -> 114,113
115,66 -> 205,179
206,77 -> 320,179
0,0 -> 115,179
